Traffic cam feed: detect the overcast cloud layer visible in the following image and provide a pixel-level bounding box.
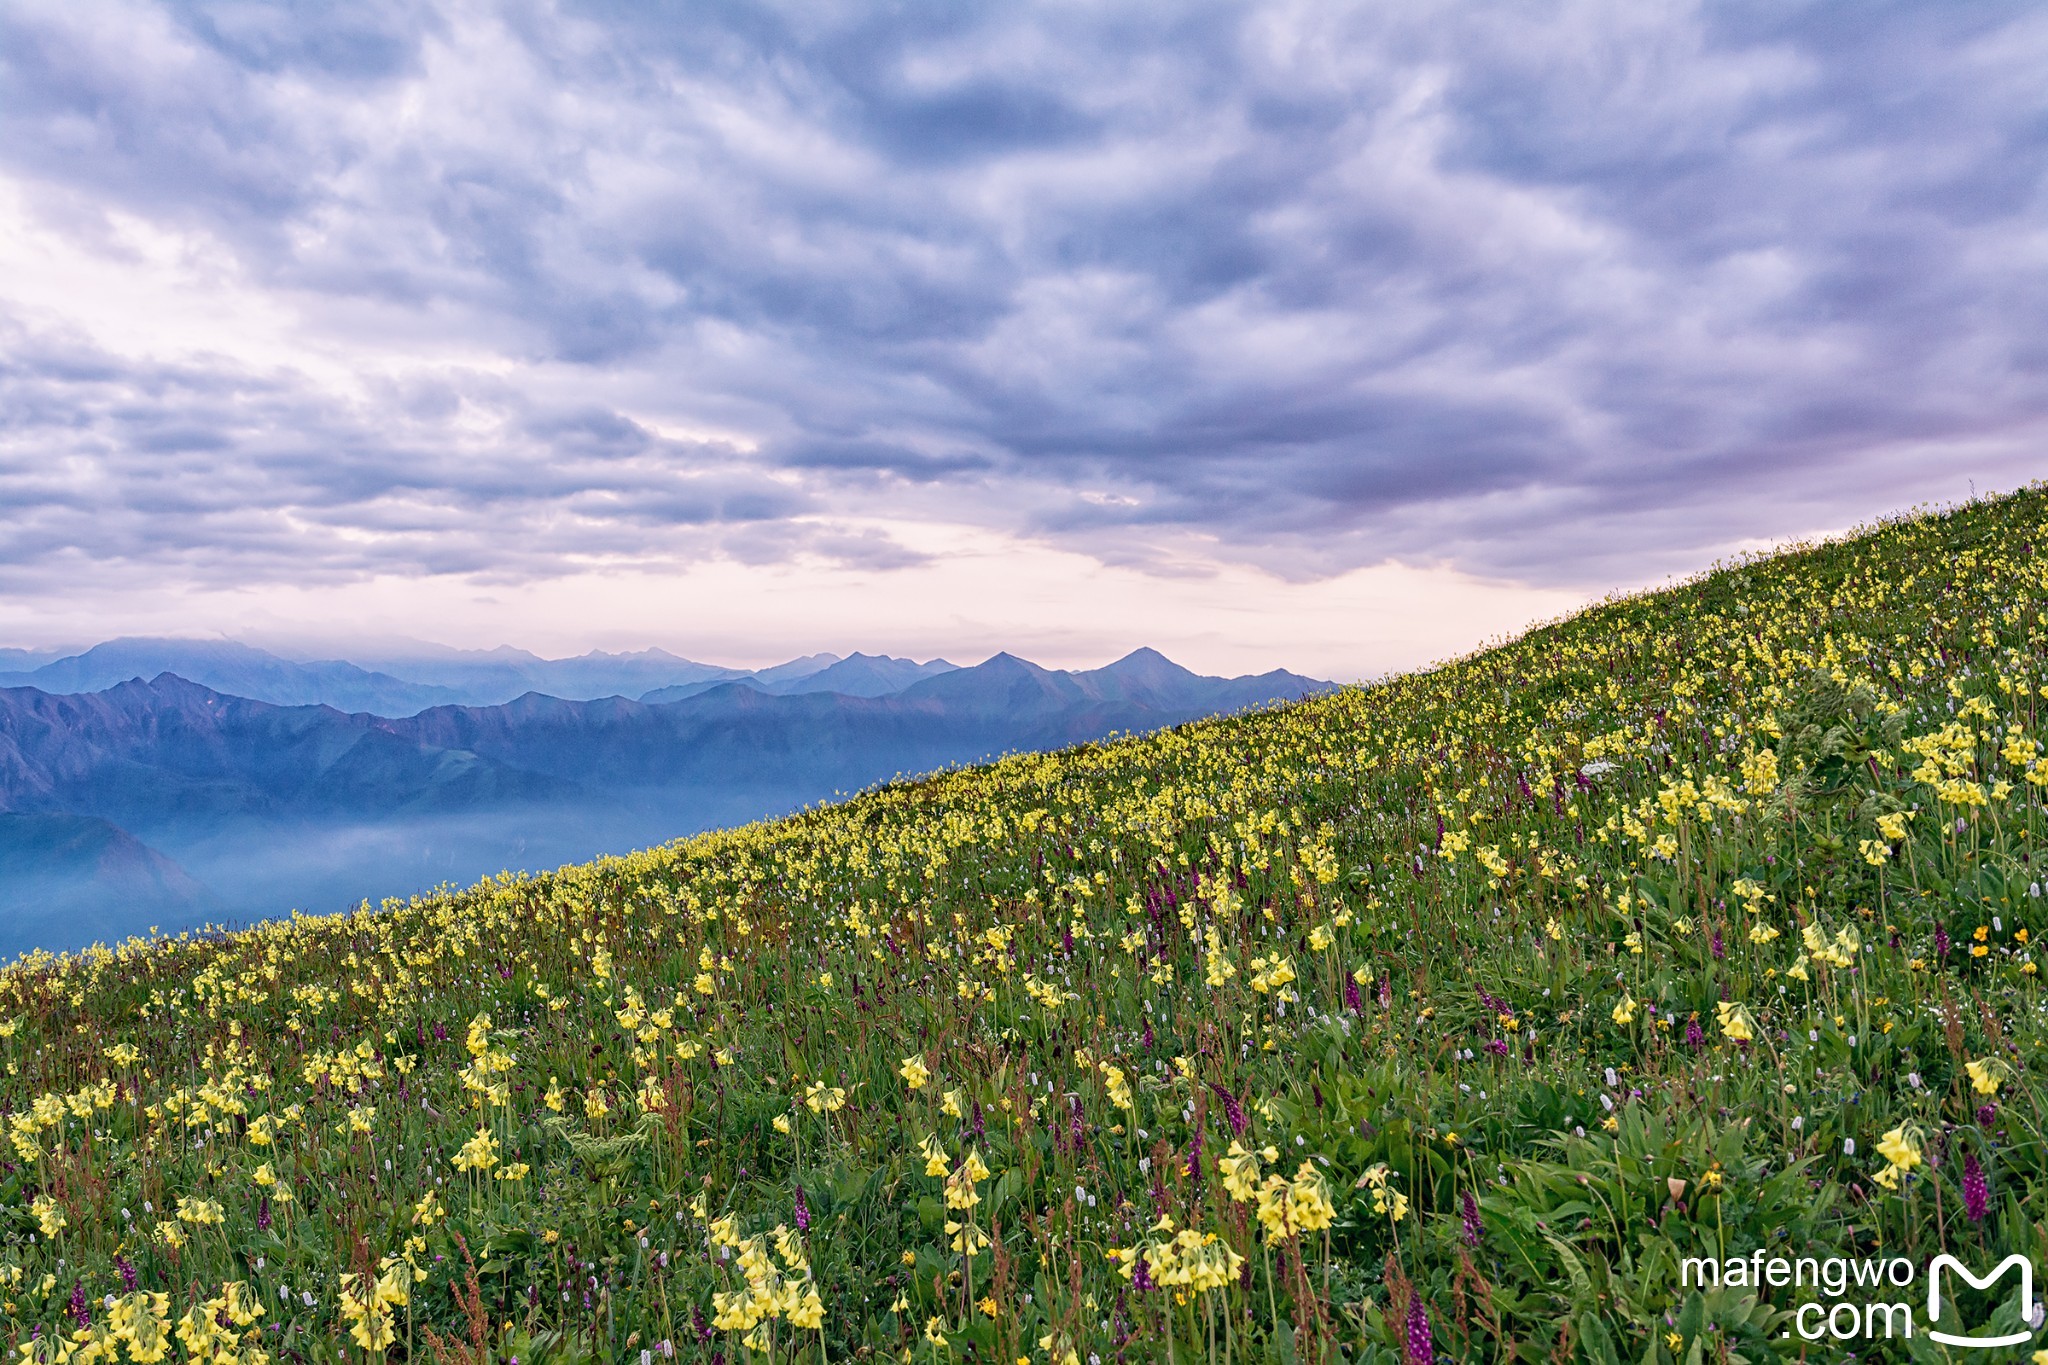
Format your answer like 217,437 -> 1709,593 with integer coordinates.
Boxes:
1,0 -> 2045,624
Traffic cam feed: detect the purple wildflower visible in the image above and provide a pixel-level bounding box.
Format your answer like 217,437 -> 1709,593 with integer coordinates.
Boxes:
1210,1084 -> 1247,1137
693,1306 -> 712,1342
1344,973 -> 1362,1015
1132,1255 -> 1154,1292
1963,1152 -> 1988,1222
1069,1095 -> 1085,1150
1379,977 -> 1394,1009
1685,1016 -> 1705,1050
1460,1190 -> 1484,1247
68,1280 -> 89,1329
1186,1124 -> 1204,1181
972,1099 -> 986,1140
1142,1018 -> 1155,1051
794,1185 -> 810,1233
1978,1102 -> 1998,1126
116,1255 -> 136,1292
1405,1291 -> 1434,1365
1935,924 -> 1950,957
257,1196 -> 272,1232
1710,929 -> 1725,960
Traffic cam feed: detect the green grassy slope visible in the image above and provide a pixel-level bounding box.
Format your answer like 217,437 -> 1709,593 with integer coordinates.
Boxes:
7,488 -> 2048,1363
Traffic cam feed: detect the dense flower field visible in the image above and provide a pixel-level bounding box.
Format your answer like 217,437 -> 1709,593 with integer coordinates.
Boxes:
9,489 -> 2048,1363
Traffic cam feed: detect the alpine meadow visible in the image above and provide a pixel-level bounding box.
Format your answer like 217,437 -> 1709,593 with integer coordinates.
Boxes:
15,487 -> 2048,1365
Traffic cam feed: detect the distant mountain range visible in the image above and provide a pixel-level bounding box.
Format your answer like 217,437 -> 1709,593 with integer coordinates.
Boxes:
0,642 -> 1332,957
640,652 -> 959,702
0,638 -> 959,713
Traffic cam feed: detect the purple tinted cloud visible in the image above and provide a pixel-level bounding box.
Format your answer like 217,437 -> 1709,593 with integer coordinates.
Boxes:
0,0 -> 2043,593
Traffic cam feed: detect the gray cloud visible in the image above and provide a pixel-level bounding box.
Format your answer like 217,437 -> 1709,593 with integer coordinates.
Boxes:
1,0 -> 2044,594
0,317 -> 812,586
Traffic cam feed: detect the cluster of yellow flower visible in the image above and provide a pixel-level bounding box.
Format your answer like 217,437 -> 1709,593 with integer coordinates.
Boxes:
1114,1215 -> 1245,1293
20,1282 -> 264,1365
1209,1140 -> 1337,1239
1872,1124 -> 1923,1190
708,1216 -> 826,1345
1358,1164 -> 1409,1224
337,1256 -> 415,1351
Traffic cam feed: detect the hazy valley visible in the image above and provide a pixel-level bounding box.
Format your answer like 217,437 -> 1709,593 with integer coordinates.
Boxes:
0,642 -> 1328,955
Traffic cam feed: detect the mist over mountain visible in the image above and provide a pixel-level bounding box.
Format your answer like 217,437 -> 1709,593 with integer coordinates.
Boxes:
0,813 -> 211,953
0,644 -> 1330,958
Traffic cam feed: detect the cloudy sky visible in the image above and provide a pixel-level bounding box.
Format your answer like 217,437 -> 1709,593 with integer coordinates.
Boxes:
0,1 -> 2041,678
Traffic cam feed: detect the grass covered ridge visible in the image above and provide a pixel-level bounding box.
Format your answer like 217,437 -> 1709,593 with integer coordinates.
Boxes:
7,489 -> 2048,1363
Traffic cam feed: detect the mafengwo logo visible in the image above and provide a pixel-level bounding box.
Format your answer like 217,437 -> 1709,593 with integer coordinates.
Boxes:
1928,1254 -> 2035,1349
1680,1250 -> 2043,1346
